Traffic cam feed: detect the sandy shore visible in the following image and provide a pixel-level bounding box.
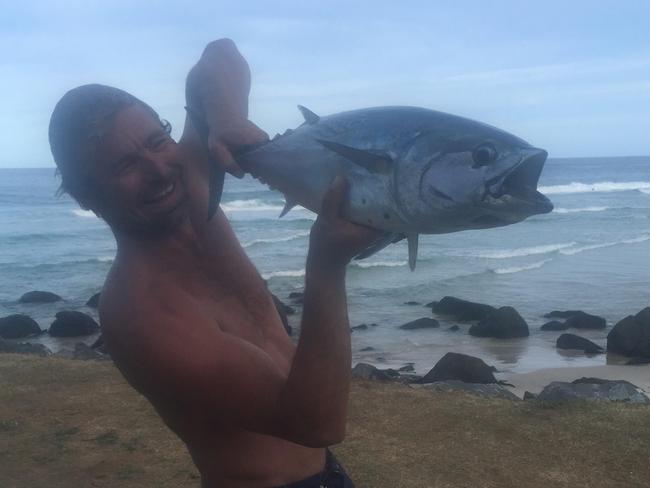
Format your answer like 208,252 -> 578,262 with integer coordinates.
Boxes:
501,363 -> 650,398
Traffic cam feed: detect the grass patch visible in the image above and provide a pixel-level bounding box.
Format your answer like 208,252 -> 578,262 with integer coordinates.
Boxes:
1,354 -> 649,487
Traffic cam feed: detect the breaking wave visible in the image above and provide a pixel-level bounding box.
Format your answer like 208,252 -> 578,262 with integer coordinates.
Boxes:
352,260 -> 408,269
559,235 -> 650,256
242,231 -> 311,248
221,199 -> 285,212
492,259 -> 551,274
640,189 -> 650,195
553,207 -> 609,214
72,209 -> 97,218
473,242 -> 576,259
262,269 -> 306,280
539,181 -> 650,195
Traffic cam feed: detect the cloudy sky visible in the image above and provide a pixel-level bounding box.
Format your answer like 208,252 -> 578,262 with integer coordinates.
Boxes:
1,0 -> 649,168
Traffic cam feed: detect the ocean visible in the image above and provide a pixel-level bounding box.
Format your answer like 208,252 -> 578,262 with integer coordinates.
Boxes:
1,156 -> 649,374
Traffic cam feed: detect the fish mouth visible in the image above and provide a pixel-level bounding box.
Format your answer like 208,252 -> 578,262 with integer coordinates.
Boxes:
484,147 -> 553,215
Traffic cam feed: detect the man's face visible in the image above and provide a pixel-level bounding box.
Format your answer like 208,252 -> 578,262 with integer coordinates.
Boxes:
92,104 -> 189,235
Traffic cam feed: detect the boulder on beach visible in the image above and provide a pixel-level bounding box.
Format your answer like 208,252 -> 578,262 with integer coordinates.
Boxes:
288,291 -> 304,304
404,301 -> 421,306
0,338 -> 51,357
537,379 -> 649,403
351,324 -> 369,331
543,310 -> 583,319
351,363 -> 392,381
86,293 -> 101,308
607,307 -> 650,359
0,314 -> 42,339
19,291 -> 62,304
556,333 -> 604,354
565,312 -> 606,330
432,296 -> 496,321
469,306 -> 529,339
398,318 -> 440,330
420,352 -> 497,384
49,311 -> 100,337
541,320 -> 569,331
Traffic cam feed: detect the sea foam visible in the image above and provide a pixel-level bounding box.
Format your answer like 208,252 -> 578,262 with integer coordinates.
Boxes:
492,259 -> 551,274
473,242 -> 576,259
262,269 -> 306,280
242,231 -> 311,248
72,209 -> 97,218
553,207 -> 609,214
539,181 -> 650,195
559,235 -> 650,256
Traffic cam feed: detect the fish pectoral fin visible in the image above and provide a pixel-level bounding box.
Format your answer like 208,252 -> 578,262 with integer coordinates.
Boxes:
354,232 -> 405,260
297,105 -> 320,125
407,233 -> 419,271
316,139 -> 393,174
279,197 -> 298,218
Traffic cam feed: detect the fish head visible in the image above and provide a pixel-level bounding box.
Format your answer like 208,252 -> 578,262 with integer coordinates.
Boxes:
396,117 -> 553,231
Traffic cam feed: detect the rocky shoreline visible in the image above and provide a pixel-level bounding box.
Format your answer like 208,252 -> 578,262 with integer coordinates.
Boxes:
2,289 -> 650,405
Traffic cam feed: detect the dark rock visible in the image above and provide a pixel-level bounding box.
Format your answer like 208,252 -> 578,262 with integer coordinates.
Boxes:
351,324 -> 369,331
404,301 -> 420,306
626,357 -> 650,365
523,391 -> 537,401
0,314 -> 42,339
565,312 -> 606,330
448,325 -> 460,332
360,346 -> 375,352
72,342 -> 107,360
541,320 -> 569,331
271,294 -> 293,335
556,334 -> 604,354
0,339 -> 51,357
607,308 -> 650,358
425,301 -> 437,308
19,291 -> 62,303
49,311 -> 100,337
288,291 -> 304,304
420,352 -> 498,384
417,380 -> 520,401
469,307 -> 529,339
351,363 -> 391,381
432,296 -> 497,321
398,318 -> 440,330
370,323 -> 379,327
537,380 -> 649,403
399,363 -> 415,373
86,292 -> 101,308
543,310 -> 583,319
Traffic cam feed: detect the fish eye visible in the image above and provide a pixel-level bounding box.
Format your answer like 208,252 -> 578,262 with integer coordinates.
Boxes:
472,143 -> 498,167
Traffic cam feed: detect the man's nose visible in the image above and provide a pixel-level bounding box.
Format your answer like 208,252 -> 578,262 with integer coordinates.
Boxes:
143,153 -> 173,180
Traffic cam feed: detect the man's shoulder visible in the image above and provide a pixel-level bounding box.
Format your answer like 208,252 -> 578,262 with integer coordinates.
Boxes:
99,259 -> 189,340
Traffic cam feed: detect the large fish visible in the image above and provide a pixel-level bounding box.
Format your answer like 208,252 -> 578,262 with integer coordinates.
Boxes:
193,106 -> 553,269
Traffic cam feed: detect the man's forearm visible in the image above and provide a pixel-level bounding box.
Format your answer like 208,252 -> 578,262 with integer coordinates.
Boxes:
278,255 -> 351,446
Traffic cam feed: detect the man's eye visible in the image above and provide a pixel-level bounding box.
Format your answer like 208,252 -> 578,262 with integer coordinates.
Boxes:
150,136 -> 169,150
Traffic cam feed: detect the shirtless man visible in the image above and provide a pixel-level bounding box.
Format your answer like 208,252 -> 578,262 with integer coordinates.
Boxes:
48,39 -> 378,487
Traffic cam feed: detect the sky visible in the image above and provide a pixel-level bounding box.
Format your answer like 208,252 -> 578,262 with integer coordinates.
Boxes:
1,0 -> 649,168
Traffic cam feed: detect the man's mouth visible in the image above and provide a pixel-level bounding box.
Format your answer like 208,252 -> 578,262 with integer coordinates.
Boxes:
142,181 -> 177,205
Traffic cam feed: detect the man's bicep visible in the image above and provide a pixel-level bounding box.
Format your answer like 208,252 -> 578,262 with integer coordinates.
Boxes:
122,312 -> 290,437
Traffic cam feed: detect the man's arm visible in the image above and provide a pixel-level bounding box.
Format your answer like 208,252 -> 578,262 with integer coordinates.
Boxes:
179,39 -> 267,178
104,178 -> 379,447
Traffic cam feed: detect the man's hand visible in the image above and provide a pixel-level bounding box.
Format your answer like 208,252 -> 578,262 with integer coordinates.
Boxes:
185,39 -> 268,178
308,176 -> 383,269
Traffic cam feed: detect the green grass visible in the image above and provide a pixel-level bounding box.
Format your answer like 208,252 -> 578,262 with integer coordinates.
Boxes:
1,354 -> 650,488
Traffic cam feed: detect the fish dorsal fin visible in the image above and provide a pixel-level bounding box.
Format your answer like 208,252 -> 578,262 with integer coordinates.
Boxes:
297,105 -> 320,124
316,139 -> 393,174
407,233 -> 419,271
279,197 -> 298,218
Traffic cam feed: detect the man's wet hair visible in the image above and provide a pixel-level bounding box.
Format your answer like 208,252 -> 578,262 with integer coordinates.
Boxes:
49,84 -> 171,209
